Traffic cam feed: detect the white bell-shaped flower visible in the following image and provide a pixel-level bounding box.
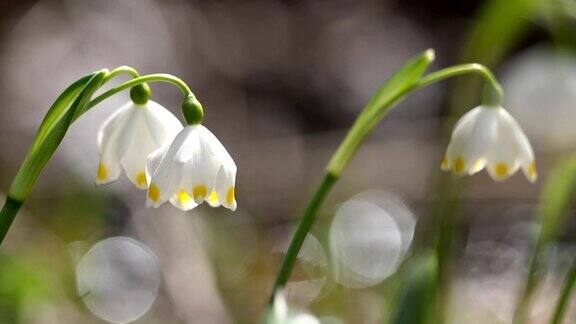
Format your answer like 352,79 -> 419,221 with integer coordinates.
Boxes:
145,125 -> 237,211
441,105 -> 537,182
96,101 -> 183,189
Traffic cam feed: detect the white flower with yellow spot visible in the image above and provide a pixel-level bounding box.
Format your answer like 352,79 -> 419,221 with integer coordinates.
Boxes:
96,101 -> 183,189
441,105 -> 537,182
145,124 -> 237,211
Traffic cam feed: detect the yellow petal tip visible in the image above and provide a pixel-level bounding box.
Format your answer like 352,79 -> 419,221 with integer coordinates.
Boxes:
494,162 -> 509,179
226,186 -> 235,205
148,183 -> 160,203
97,163 -> 108,182
441,156 -> 450,171
454,157 -> 465,175
527,161 -> 537,182
193,185 -> 208,200
177,189 -> 192,205
136,172 -> 148,189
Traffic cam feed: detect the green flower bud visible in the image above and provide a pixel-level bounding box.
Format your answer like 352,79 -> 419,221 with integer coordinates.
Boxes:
182,95 -> 204,125
130,83 -> 152,105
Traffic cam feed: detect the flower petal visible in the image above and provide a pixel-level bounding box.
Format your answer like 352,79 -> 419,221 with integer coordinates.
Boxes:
95,103 -> 133,185
146,128 -> 194,208
445,107 -> 482,175
189,131 -> 224,204
485,108 -> 522,181
461,106 -> 500,175
142,100 -> 183,146
120,109 -> 160,189
169,162 -> 198,211
198,126 -> 237,210
214,164 -> 237,211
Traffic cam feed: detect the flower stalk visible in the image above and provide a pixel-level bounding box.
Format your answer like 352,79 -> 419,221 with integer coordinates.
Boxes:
269,49 -> 508,302
513,154 -> 576,324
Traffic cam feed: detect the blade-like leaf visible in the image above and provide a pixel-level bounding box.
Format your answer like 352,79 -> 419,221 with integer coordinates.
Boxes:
389,252 -> 438,324
31,73 -> 96,153
328,49 -> 435,175
366,49 -> 435,117
9,71 -> 107,200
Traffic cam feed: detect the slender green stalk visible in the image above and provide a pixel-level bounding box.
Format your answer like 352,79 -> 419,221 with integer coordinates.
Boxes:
513,155 -> 576,324
102,65 -> 140,83
513,239 -> 543,324
269,172 -> 337,299
268,50 -> 505,303
87,74 -> 193,109
551,256 -> 576,324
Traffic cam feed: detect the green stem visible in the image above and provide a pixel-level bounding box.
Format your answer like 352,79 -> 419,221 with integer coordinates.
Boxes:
513,239 -> 542,324
0,197 -> 23,243
87,74 -> 193,109
551,256 -> 576,324
102,65 -> 140,83
268,54 -> 503,302
418,63 -> 503,106
513,154 -> 576,324
269,172 -> 337,301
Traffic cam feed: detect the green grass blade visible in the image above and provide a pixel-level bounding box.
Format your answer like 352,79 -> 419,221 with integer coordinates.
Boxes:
389,252 -> 439,324
31,73 -> 96,153
538,155 -> 576,244
327,49 -> 435,175
551,257 -> 576,324
513,155 -> 576,324
9,71 -> 107,201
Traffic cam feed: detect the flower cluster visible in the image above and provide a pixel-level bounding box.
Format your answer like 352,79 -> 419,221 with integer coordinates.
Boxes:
96,89 -> 237,211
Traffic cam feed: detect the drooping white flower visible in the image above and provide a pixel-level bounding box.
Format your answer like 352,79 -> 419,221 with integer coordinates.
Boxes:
96,101 -> 183,189
145,124 -> 237,211
441,105 -> 537,182
267,290 -> 320,324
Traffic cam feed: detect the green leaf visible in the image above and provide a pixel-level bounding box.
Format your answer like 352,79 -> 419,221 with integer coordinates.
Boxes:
389,252 -> 438,324
9,71 -> 108,201
462,0 -> 539,66
365,49 -> 436,117
31,73 -> 96,153
327,49 -> 435,175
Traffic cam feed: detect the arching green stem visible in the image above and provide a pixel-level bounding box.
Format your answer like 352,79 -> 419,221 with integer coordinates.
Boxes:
102,65 -> 140,83
269,51 -> 505,303
551,256 -> 576,324
87,74 -> 193,109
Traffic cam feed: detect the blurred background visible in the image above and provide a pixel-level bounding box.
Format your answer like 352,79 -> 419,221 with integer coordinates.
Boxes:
0,0 -> 575,323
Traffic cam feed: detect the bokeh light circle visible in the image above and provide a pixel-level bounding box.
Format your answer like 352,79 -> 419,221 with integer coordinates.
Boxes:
329,191 -> 415,289
76,237 -> 160,324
